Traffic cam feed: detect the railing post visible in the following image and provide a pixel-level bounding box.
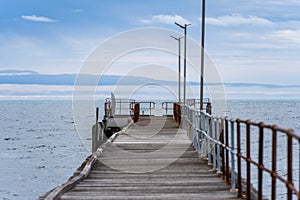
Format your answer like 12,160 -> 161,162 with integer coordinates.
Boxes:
216,119 -> 222,174
207,115 -> 212,165
225,118 -> 230,184
92,107 -> 99,153
258,122 -> 264,200
246,120 -> 251,200
133,103 -> 140,122
202,113 -> 207,159
287,132 -> 293,200
206,102 -> 212,114
197,111 -> 201,150
230,119 -> 236,191
213,119 -> 217,169
271,126 -> 277,200
236,119 -> 242,197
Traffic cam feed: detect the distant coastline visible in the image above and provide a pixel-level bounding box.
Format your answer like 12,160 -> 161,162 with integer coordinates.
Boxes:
1,70 -> 300,100
1,69 -> 299,88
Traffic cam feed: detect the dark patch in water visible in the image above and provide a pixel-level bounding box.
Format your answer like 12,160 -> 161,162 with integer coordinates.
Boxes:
4,137 -> 20,141
7,148 -> 17,150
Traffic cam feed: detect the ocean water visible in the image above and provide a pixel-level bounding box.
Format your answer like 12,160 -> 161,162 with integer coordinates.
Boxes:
0,101 -> 89,200
0,99 -> 299,199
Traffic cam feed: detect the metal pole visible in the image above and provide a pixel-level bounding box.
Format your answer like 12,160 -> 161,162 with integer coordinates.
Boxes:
171,35 -> 183,104
178,38 -> 181,103
175,22 -> 190,105
200,0 -> 206,111
183,25 -> 187,105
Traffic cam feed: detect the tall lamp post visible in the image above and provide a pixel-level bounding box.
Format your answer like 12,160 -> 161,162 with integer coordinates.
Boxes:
170,35 -> 183,103
200,0 -> 206,110
175,22 -> 191,105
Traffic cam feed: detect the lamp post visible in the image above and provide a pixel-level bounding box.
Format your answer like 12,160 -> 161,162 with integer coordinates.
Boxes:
200,0 -> 206,110
175,22 -> 191,105
170,35 -> 184,103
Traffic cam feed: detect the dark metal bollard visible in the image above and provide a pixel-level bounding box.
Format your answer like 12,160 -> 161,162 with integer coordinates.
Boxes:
206,102 -> 212,114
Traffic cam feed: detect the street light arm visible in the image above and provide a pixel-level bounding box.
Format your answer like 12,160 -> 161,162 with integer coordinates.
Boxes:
175,22 -> 185,29
175,22 -> 192,29
170,35 -> 184,41
170,35 -> 179,41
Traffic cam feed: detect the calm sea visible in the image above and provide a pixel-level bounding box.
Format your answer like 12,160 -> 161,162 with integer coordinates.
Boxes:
0,99 -> 299,199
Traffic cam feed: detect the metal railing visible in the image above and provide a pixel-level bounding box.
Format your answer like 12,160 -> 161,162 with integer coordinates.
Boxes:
177,103 -> 300,200
186,98 -> 210,108
105,98 -> 135,117
139,101 -> 155,116
162,102 -> 174,116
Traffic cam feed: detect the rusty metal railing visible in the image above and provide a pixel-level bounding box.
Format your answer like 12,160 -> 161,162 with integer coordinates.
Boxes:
173,103 -> 181,126
132,103 -> 140,123
179,104 -> 300,200
236,119 -> 300,200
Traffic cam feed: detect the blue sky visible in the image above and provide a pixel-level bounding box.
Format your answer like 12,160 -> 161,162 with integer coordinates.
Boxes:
1,0 -> 300,99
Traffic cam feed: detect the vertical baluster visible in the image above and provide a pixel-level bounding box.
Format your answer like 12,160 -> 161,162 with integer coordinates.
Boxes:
208,115 -> 212,165
225,118 -> 230,184
236,119 -> 242,197
258,122 -> 264,200
271,125 -> 277,200
213,119 -> 217,169
246,120 -> 251,200
287,132 -> 293,200
217,119 -> 222,174
230,119 -> 236,191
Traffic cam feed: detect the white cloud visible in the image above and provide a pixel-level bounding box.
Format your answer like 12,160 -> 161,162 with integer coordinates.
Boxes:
21,15 -> 56,22
140,14 -> 191,25
206,14 -> 273,27
253,0 -> 300,6
139,19 -> 152,24
267,29 -> 300,44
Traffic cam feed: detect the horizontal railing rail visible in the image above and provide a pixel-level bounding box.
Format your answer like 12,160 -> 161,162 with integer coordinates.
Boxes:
178,104 -> 300,200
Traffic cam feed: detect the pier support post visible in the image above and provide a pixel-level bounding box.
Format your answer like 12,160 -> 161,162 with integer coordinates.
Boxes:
92,107 -> 104,153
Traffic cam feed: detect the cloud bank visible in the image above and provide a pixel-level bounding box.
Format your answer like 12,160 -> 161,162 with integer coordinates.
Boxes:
21,15 -> 56,22
140,14 -> 191,25
205,14 -> 273,27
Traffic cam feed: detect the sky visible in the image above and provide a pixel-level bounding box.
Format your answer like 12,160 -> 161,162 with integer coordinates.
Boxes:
0,0 -> 300,99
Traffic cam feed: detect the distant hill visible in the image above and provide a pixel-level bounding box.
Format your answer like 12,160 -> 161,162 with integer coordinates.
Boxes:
0,70 -> 175,86
1,70 -> 299,88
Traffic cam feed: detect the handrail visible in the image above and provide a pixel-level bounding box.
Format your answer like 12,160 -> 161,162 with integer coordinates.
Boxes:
179,104 -> 300,200
162,102 -> 174,115
186,98 -> 210,107
105,98 -> 136,117
139,101 -> 155,116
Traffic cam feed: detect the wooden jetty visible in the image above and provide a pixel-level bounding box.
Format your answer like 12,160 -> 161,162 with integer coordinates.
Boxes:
41,116 -> 238,200
41,99 -> 300,200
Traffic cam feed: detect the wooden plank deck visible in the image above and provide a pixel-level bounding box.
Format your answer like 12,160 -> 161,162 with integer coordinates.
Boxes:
54,116 -> 239,200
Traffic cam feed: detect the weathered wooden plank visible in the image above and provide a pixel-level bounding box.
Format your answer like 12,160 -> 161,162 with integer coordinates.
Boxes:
74,181 -> 226,187
42,116 -> 239,199
60,193 -> 240,200
42,121 -> 134,200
